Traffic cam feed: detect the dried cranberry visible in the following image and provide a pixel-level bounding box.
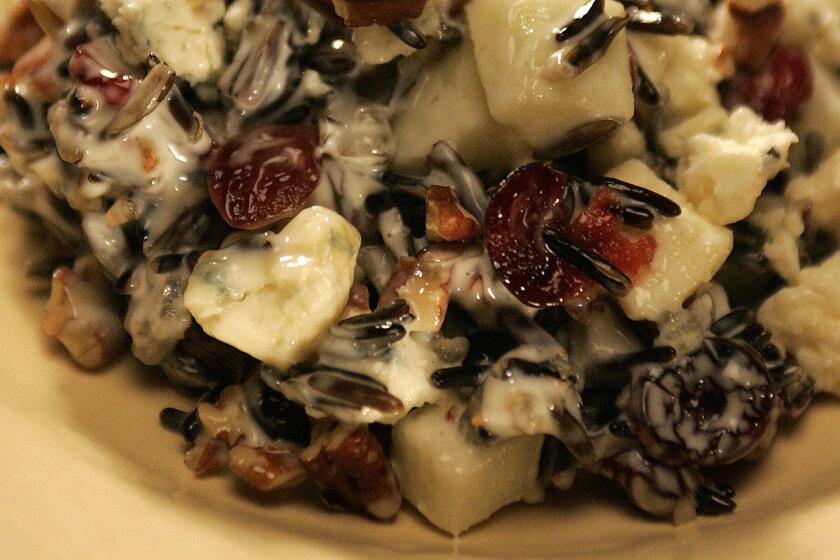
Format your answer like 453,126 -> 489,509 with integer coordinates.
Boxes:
68,44 -> 136,106
485,162 -> 656,308
723,46 -> 813,122
208,125 -> 321,230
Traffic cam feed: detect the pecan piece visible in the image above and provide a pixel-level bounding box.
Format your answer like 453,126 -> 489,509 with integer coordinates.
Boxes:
379,255 -> 450,332
728,1 -> 784,69
185,432 -> 229,474
187,386 -> 307,491
0,1 -> 42,65
42,257 -> 127,369
300,424 -> 401,520
377,257 -> 418,309
426,185 -> 481,243
339,284 -> 373,320
227,444 -> 306,491
332,0 -> 426,27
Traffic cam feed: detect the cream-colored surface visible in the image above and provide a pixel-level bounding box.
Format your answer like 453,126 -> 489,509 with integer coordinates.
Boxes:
2,205 -> 840,559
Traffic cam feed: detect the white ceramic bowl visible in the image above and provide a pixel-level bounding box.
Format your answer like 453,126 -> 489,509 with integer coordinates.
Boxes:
3,206 -> 839,560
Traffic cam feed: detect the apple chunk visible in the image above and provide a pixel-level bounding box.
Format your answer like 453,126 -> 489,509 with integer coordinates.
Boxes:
465,0 -> 634,151
608,160 -> 734,321
391,402 -> 544,535
390,40 -> 530,174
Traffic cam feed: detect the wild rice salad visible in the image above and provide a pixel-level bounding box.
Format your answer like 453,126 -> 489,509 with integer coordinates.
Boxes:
2,0 -> 839,535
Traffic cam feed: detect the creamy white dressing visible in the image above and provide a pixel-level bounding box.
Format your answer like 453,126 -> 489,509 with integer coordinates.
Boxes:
49,84 -> 213,249
431,244 -> 537,328
81,212 -> 132,279
123,260 -> 193,366
318,331 -> 454,420
318,100 -> 395,227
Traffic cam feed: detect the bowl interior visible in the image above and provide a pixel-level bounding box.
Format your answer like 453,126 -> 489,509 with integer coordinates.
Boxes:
2,205 -> 840,560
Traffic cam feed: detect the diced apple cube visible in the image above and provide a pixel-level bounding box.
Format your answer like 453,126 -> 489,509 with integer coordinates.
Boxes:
465,0 -> 634,151
608,160 -> 734,321
391,402 -> 544,535
390,40 -> 530,174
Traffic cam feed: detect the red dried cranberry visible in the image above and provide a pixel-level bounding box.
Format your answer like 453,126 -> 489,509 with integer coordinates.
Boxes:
68,44 -> 136,106
485,162 -> 656,308
209,125 -> 321,230
724,46 -> 813,122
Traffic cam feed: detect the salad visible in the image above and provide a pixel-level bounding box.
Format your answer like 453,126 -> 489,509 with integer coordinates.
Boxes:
1,0 -> 838,536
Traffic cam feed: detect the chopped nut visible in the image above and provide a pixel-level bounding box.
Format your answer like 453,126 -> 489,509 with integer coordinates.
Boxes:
196,386 -> 254,447
0,1 -> 43,65
10,37 -> 65,101
42,257 -> 127,369
300,424 -> 401,520
339,284 -> 372,320
728,1 -> 784,69
396,263 -> 449,331
332,0 -> 426,27
727,0 -> 779,14
379,255 -> 450,332
188,385 -> 308,491
227,444 -> 306,491
377,257 -> 417,310
138,139 -> 159,173
426,185 -> 481,243
185,432 -> 229,474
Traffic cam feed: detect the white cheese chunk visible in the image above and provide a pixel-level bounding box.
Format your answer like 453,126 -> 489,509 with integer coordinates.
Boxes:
465,0 -> 634,151
749,195 -> 805,283
391,402 -> 544,535
758,253 -> 840,395
631,34 -> 724,122
676,107 -> 797,225
658,105 -> 728,159
184,207 -> 361,370
609,160 -> 733,321
786,148 -> 840,237
99,0 -> 226,84
390,40 -> 530,174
